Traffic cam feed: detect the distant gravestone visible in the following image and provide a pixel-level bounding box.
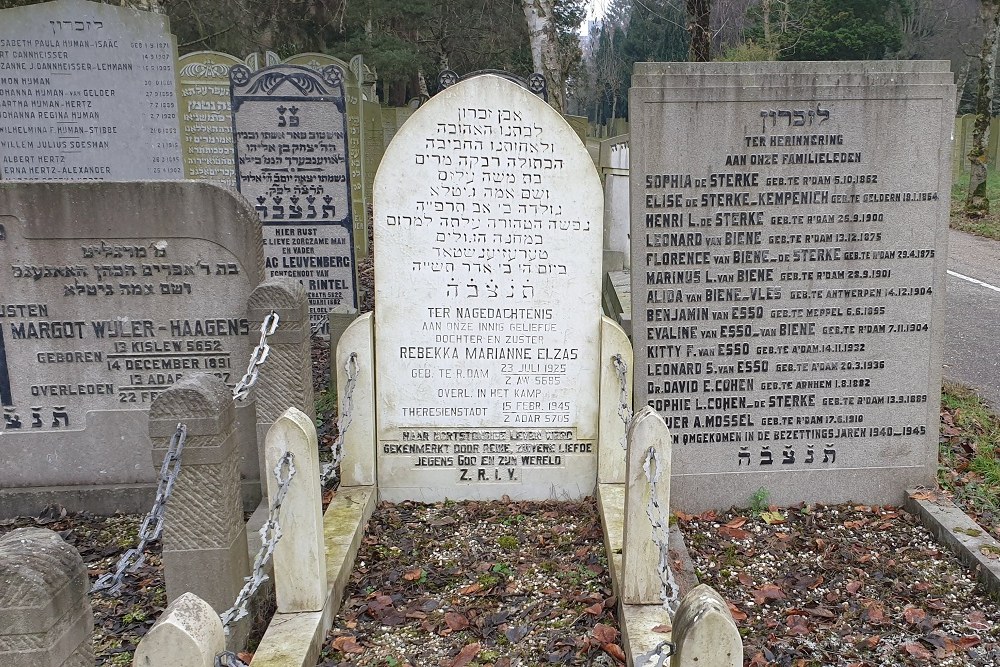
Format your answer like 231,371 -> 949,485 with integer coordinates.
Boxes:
629,61 -> 955,510
283,53 -> 369,257
0,0 -> 183,181
178,51 -> 247,188
0,182 -> 263,516
231,63 -> 359,334
374,74 -> 603,501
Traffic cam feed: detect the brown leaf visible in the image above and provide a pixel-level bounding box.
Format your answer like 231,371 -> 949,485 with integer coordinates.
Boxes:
753,583 -> 786,605
902,642 -> 933,661
584,602 -> 603,616
719,525 -> 751,540
903,606 -> 927,625
725,516 -> 748,528
332,635 -> 365,655
592,623 -> 618,643
846,580 -> 862,594
865,602 -> 886,624
650,623 -> 672,633
601,643 -> 626,663
458,583 -> 482,595
957,635 -> 982,650
449,642 -> 481,667
445,611 -> 469,632
237,652 -> 254,663
674,510 -> 696,522
968,610 -> 989,630
737,572 -> 752,587
908,490 -> 938,501
727,602 -> 748,622
403,568 -> 423,581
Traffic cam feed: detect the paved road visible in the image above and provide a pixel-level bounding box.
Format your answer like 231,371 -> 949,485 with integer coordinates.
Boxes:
945,228 -> 1000,411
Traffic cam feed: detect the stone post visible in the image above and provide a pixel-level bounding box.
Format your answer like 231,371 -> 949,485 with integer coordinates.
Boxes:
247,278 -> 316,490
622,406 -> 671,604
337,312 -> 375,486
132,592 -> 225,667
149,373 -> 250,648
670,584 -> 742,667
598,316 -> 631,484
265,408 -> 327,612
0,528 -> 94,667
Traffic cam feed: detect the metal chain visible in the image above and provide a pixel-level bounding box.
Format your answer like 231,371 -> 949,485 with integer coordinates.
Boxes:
643,446 -> 681,614
219,451 -> 296,633
636,640 -> 677,667
92,423 -> 187,594
320,352 -> 359,486
612,354 -> 632,448
215,651 -> 250,667
232,312 -> 280,401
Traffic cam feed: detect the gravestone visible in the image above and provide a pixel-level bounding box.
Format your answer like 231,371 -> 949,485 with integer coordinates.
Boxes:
373,74 -> 604,501
283,53 -> 369,257
629,61 -> 955,510
0,527 -> 93,667
231,63 -> 359,334
178,51 -> 248,188
0,182 -> 263,517
0,0 -> 183,181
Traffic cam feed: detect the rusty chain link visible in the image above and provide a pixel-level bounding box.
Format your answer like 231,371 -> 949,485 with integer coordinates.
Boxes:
92,423 -> 187,595
219,451 -> 295,633
321,352 -> 359,486
233,312 -> 279,401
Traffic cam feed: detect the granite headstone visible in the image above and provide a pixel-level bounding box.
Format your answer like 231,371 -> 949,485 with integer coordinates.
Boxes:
0,0 -> 183,181
629,61 -> 955,510
0,182 -> 263,516
231,63 -> 360,334
374,74 -> 603,501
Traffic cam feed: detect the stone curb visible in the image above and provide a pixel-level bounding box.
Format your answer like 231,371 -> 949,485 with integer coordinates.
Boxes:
904,488 -> 1000,599
249,485 -> 376,666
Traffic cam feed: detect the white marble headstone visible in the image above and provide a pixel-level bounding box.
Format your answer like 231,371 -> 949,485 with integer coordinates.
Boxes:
374,75 -> 603,501
0,0 -> 183,181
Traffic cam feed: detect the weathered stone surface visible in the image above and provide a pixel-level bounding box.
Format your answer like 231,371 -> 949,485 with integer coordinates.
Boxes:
629,62 -> 955,510
150,373 -> 249,647
178,51 -> 249,188
598,316 -> 630,484
0,0 -> 182,181
231,63 -> 360,332
336,313 -> 374,487
132,592 -> 224,667
265,408 -> 326,612
373,74 -> 603,501
669,584 -> 742,667
0,182 -> 263,515
0,527 -> 93,667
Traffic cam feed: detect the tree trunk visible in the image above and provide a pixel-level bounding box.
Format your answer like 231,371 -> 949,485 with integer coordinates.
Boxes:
966,0 -> 1000,217
521,0 -> 565,113
686,0 -> 712,62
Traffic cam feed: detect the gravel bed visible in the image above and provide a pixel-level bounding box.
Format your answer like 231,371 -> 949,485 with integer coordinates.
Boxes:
678,502 -> 1000,666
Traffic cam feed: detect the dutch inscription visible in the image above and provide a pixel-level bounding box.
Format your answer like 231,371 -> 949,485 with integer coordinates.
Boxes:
231,64 -> 358,332
0,0 -> 182,181
631,68 -> 953,507
374,75 -> 604,501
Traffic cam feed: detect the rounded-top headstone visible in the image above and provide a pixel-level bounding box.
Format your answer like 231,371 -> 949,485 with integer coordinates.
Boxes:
373,74 -> 603,502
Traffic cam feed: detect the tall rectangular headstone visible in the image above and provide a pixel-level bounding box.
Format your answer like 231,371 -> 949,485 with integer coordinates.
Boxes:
629,61 -> 955,510
178,51 -> 248,188
0,182 -> 263,516
374,74 -> 603,501
231,63 -> 359,334
0,0 -> 183,181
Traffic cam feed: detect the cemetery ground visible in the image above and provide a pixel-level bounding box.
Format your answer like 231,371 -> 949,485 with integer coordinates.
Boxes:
2,353 -> 997,666
952,172 -> 1000,241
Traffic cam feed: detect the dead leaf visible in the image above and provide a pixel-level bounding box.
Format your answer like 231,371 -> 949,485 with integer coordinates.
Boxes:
902,642 -> 933,661
725,516 -> 748,528
737,572 -> 752,587
753,583 -> 786,605
968,610 -> 989,630
584,602 -> 603,615
719,525 -> 751,540
444,612 -> 469,631
332,635 -> 365,655
727,602 -> 748,621
403,568 -> 423,581
602,642 -> 626,663
449,642 -> 481,667
650,623 -> 672,633
592,623 -> 617,643
908,490 -> 938,501
761,511 -> 785,525
458,583 -> 482,595
903,606 -> 927,624
846,580 -> 862,594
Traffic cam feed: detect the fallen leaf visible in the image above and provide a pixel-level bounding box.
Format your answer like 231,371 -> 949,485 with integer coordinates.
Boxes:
602,643 -> 626,663
445,611 -> 469,631
908,490 -> 938,501
332,635 -> 365,655
846,580 -> 862,594
727,602 -> 747,621
504,625 -> 529,643
903,606 -> 927,624
650,623 -> 672,633
584,602 -> 603,616
719,525 -> 751,540
449,642 -> 481,667
458,583 -> 482,595
237,652 -> 253,663
725,516 -> 748,528
761,511 -> 785,525
737,572 -> 752,586
753,583 -> 786,605
968,610 -> 989,630
592,623 -> 617,643
901,642 -> 932,660
403,568 -> 423,581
